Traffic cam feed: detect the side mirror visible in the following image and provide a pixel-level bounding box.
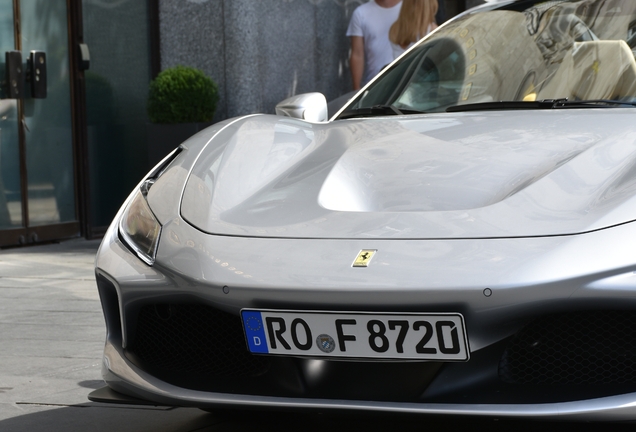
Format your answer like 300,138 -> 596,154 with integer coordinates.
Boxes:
275,92 -> 328,122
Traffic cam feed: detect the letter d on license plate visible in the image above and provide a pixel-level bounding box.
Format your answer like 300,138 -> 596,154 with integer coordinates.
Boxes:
241,309 -> 469,361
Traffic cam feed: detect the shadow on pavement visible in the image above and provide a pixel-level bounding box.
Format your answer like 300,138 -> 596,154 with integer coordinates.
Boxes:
1,403 -> 635,432
0,403 -> 218,432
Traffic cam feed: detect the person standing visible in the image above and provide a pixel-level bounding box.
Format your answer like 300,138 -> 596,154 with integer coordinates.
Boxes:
347,0 -> 402,90
389,0 -> 438,59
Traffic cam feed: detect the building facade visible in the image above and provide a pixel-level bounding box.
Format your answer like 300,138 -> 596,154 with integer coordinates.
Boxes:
0,0 -> 474,248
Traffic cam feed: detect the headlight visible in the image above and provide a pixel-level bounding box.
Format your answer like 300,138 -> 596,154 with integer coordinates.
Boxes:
119,187 -> 161,265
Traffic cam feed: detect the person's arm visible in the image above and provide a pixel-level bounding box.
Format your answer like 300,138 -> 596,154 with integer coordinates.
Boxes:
350,36 -> 364,91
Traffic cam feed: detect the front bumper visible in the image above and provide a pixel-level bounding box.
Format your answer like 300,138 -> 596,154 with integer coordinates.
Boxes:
100,336 -> 636,420
94,216 -> 636,419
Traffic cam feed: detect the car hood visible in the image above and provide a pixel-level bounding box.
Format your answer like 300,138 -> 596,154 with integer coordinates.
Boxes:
177,110 -> 636,239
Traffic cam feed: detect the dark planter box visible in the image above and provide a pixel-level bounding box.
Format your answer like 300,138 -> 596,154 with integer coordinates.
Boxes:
146,122 -> 213,169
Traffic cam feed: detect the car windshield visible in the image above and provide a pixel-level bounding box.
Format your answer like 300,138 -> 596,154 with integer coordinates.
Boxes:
340,0 -> 636,116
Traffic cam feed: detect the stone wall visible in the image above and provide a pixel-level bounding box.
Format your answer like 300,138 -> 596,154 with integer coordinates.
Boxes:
158,0 -> 476,122
159,0 -> 363,122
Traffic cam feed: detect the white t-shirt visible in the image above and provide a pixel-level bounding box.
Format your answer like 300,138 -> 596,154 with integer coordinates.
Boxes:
346,1 -> 402,85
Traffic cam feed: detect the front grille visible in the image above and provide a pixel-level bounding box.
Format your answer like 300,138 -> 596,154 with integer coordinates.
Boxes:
499,311 -> 636,385
128,304 -> 270,378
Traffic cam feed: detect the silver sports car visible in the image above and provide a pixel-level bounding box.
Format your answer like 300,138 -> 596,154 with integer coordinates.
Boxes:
91,0 -> 636,420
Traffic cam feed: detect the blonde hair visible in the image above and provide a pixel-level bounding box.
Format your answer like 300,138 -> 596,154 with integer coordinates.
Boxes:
389,0 -> 439,48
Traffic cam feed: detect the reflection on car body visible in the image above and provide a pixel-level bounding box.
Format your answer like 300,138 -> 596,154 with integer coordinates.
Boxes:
92,0 -> 636,420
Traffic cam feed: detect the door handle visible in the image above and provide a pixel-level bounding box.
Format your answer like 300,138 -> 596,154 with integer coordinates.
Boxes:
3,51 -> 46,99
78,43 -> 90,71
5,51 -> 24,99
27,51 -> 47,99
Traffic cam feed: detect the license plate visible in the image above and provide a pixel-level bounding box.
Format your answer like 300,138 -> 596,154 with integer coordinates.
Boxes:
241,309 -> 469,361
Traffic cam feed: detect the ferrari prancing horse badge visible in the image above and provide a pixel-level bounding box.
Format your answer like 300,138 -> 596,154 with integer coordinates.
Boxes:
353,250 -> 377,267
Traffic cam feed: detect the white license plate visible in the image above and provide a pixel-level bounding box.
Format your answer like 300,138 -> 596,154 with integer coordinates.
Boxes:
241,309 -> 469,361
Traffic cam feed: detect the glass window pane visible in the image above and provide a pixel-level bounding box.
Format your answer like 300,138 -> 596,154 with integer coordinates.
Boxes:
0,1 -> 22,229
83,1 -> 152,228
20,0 -> 76,226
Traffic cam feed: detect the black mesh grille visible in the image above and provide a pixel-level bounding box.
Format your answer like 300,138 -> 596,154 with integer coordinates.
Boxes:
129,304 -> 270,378
499,311 -> 636,385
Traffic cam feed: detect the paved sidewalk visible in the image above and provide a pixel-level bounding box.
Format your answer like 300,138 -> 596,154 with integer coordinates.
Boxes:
0,239 -> 223,432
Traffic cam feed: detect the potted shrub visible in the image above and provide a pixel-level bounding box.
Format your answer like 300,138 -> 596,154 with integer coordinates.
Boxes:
146,65 -> 219,167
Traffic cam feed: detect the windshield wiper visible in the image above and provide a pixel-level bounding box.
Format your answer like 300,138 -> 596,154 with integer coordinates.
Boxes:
555,99 -> 636,108
446,98 -> 636,112
339,105 -> 425,119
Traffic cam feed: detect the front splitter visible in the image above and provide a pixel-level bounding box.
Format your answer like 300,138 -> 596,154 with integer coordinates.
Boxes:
98,340 -> 636,421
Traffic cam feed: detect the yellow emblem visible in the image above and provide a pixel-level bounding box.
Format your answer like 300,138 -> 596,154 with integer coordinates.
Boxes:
353,250 -> 377,267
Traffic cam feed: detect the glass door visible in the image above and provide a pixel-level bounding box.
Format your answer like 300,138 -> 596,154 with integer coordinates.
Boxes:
21,0 -> 76,227
0,0 -> 79,246
0,0 -> 22,232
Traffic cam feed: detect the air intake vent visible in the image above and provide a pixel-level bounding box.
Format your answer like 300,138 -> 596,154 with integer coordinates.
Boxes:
129,304 -> 270,378
499,311 -> 636,385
